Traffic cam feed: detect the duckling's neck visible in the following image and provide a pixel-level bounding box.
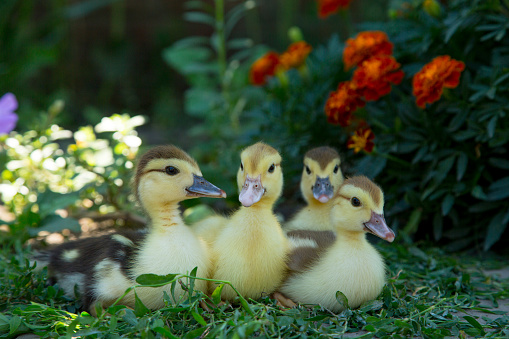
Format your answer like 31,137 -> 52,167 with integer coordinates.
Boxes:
336,230 -> 368,247
307,198 -> 332,209
146,202 -> 183,229
249,198 -> 276,211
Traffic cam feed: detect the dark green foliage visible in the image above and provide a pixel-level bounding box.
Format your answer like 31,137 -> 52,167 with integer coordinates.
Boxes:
246,0 -> 509,250
1,243 -> 508,338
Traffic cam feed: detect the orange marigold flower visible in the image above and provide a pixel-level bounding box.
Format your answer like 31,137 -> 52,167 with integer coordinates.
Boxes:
279,41 -> 312,70
325,81 -> 365,127
413,55 -> 465,108
352,55 -> 404,101
317,0 -> 352,18
343,31 -> 393,70
347,126 -> 375,153
249,52 -> 281,86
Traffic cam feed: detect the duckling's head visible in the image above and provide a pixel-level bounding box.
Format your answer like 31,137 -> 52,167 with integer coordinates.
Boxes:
134,145 -> 226,211
237,142 -> 283,207
301,147 -> 343,204
330,176 -> 394,242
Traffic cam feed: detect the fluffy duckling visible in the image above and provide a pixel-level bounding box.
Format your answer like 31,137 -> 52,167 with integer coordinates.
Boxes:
285,147 -> 343,233
211,142 -> 289,301
35,145 -> 226,312
279,176 -> 395,312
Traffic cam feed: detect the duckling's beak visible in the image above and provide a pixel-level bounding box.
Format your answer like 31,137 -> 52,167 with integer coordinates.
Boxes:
363,211 -> 395,242
312,176 -> 334,203
239,175 -> 264,207
186,174 -> 227,198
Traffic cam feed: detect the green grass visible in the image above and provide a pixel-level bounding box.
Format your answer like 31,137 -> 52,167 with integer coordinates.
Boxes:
1,241 -> 508,338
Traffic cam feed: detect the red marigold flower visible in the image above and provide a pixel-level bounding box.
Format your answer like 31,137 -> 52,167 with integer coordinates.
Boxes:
249,52 -> 281,86
412,55 -> 465,108
347,126 -> 375,153
317,0 -> 352,18
279,41 -> 313,70
343,31 -> 393,70
325,81 -> 365,127
352,55 -> 404,101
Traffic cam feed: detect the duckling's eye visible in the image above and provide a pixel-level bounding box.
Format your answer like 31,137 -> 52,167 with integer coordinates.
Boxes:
268,164 -> 275,173
333,165 -> 339,174
165,166 -> 179,176
351,197 -> 361,207
240,162 -> 244,171
305,166 -> 311,175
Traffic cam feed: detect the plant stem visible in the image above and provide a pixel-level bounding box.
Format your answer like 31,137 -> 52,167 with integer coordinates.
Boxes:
215,0 -> 227,85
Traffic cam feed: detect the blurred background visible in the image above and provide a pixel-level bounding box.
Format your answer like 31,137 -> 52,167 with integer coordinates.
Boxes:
0,0 -> 386,138
1,0 -> 508,254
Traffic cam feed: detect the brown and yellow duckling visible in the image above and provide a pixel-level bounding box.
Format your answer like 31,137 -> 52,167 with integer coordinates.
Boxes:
35,145 -> 226,312
279,176 -> 395,312
285,146 -> 344,234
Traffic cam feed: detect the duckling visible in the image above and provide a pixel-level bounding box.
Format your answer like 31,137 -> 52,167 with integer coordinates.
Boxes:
285,147 -> 343,233
35,145 -> 226,312
211,142 -> 289,301
279,176 -> 395,312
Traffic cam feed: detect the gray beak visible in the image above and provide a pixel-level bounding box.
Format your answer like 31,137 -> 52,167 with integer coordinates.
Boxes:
186,174 -> 227,198
312,176 -> 334,203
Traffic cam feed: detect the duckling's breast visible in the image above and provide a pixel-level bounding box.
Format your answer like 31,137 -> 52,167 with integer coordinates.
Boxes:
281,240 -> 386,312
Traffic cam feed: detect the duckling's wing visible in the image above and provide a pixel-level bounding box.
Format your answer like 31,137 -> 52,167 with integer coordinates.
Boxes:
35,229 -> 147,310
286,230 -> 336,273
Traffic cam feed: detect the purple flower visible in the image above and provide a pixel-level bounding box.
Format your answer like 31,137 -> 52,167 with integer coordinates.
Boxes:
0,93 -> 18,134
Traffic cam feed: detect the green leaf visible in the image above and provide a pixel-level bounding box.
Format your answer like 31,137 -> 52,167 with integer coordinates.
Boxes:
153,327 -> 179,339
394,319 -> 413,329
471,186 -> 487,200
486,176 -> 509,201
484,212 -> 509,251
162,46 -> 213,75
464,316 -> 486,335
28,214 -> 81,236
441,194 -> 455,216
456,153 -> 468,181
184,88 -> 222,117
487,116 -> 498,138
9,315 -> 21,334
191,311 -> 207,326
403,209 -> 422,235
37,190 -> 80,219
188,266 -> 198,296
183,327 -> 206,339
488,157 -> 509,169
359,300 -> 383,312
134,291 -> 150,317
304,315 -> 329,321
335,291 -> 350,310
239,296 -> 254,316
183,12 -> 215,26
277,316 -> 295,327
211,283 -> 225,304
136,273 -> 177,286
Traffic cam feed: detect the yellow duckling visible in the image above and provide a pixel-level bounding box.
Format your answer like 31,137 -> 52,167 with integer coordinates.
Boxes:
279,176 -> 395,312
211,142 -> 289,301
285,146 -> 344,233
36,145 -> 226,312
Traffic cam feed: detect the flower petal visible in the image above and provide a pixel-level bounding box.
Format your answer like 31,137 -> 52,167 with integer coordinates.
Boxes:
0,112 -> 19,134
0,93 -> 18,115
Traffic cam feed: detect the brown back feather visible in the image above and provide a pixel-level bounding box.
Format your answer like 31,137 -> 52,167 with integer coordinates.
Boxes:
286,230 -> 336,274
